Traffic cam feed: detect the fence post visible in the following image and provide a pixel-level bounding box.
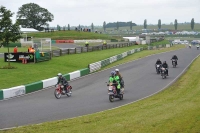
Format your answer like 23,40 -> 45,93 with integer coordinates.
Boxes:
60,49 -> 62,56
51,51 -> 54,57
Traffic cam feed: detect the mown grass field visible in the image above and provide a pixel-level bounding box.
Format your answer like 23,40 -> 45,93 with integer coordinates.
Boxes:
0,44 -> 183,89
2,44 -> 200,133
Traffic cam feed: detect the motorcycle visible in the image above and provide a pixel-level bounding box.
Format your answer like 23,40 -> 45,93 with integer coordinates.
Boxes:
189,45 -> 191,49
197,46 -> 199,50
107,83 -> 124,102
54,83 -> 72,99
172,59 -> 177,68
161,67 -> 167,79
156,64 -> 161,74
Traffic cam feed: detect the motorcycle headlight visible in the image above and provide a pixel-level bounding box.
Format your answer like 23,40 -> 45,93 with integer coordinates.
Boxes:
108,86 -> 113,91
61,85 -> 64,88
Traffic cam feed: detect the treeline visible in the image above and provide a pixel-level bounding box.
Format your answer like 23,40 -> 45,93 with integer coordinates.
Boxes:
106,22 -> 137,28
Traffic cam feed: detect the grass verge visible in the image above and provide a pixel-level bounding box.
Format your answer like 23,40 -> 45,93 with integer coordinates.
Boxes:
0,45 -> 184,89
1,45 -> 200,133
26,31 -> 112,40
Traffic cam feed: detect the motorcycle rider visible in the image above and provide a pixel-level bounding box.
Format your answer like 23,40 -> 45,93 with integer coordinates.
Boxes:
114,72 -> 121,96
162,61 -> 169,76
108,71 -> 121,96
85,41 -> 89,47
155,59 -> 162,70
55,73 -> 69,93
109,71 -> 116,83
115,69 -> 124,88
171,55 -> 178,65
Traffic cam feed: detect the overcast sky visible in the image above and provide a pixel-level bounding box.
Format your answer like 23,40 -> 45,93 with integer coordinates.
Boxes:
1,0 -> 200,27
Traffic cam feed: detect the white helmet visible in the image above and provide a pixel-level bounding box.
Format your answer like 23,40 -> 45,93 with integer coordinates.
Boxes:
57,73 -> 62,76
115,69 -> 119,72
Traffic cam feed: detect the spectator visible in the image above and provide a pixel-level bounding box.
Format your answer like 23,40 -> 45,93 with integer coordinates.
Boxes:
28,46 -> 32,52
13,46 -> 18,53
29,47 -> 35,53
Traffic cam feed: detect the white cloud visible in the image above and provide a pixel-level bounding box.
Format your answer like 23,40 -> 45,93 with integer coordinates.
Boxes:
1,0 -> 199,27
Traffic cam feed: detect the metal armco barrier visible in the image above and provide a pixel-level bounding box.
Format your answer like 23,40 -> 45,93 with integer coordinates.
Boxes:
51,42 -> 135,57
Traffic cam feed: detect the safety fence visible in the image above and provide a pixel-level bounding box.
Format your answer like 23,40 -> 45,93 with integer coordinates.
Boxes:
51,42 -> 134,57
89,47 -> 143,73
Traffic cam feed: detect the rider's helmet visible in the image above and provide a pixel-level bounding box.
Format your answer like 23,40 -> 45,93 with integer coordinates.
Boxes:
157,59 -> 160,61
163,61 -> 166,64
111,71 -> 116,76
57,73 -> 62,77
115,69 -> 119,72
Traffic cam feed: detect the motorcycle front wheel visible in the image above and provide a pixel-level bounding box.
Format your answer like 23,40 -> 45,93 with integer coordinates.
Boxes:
173,62 -> 176,68
54,89 -> 62,99
162,74 -> 165,79
109,95 -> 114,102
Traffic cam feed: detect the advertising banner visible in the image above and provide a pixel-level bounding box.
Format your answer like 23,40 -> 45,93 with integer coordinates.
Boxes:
4,53 -> 34,62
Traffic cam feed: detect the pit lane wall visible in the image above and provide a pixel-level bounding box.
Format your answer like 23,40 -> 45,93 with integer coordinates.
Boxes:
0,44 -> 167,100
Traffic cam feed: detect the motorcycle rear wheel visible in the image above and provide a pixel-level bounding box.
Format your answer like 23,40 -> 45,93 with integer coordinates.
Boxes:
66,89 -> 72,97
119,94 -> 123,100
54,90 -> 62,99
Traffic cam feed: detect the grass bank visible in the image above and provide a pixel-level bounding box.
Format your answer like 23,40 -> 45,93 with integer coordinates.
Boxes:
1,45 -> 199,133
25,31 -> 113,40
150,40 -> 170,46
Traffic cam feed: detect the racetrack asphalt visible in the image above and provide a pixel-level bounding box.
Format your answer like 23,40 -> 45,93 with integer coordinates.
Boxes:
0,47 -> 199,129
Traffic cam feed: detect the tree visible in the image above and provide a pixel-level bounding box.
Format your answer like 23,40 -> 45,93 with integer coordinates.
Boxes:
63,26 -> 66,31
103,21 -> 106,32
158,19 -> 161,29
116,21 -> 119,31
57,25 -> 60,31
174,19 -> 178,30
130,21 -> 132,30
78,24 -> 81,30
191,18 -> 195,30
17,3 -> 54,31
68,24 -> 70,31
106,22 -> 137,28
0,6 -> 22,67
91,23 -> 94,32
144,19 -> 147,29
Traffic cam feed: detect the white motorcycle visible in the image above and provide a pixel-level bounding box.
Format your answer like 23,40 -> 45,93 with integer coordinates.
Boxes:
156,64 -> 161,74
107,83 -> 124,102
172,59 -> 177,68
161,67 -> 167,79
197,45 -> 199,50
